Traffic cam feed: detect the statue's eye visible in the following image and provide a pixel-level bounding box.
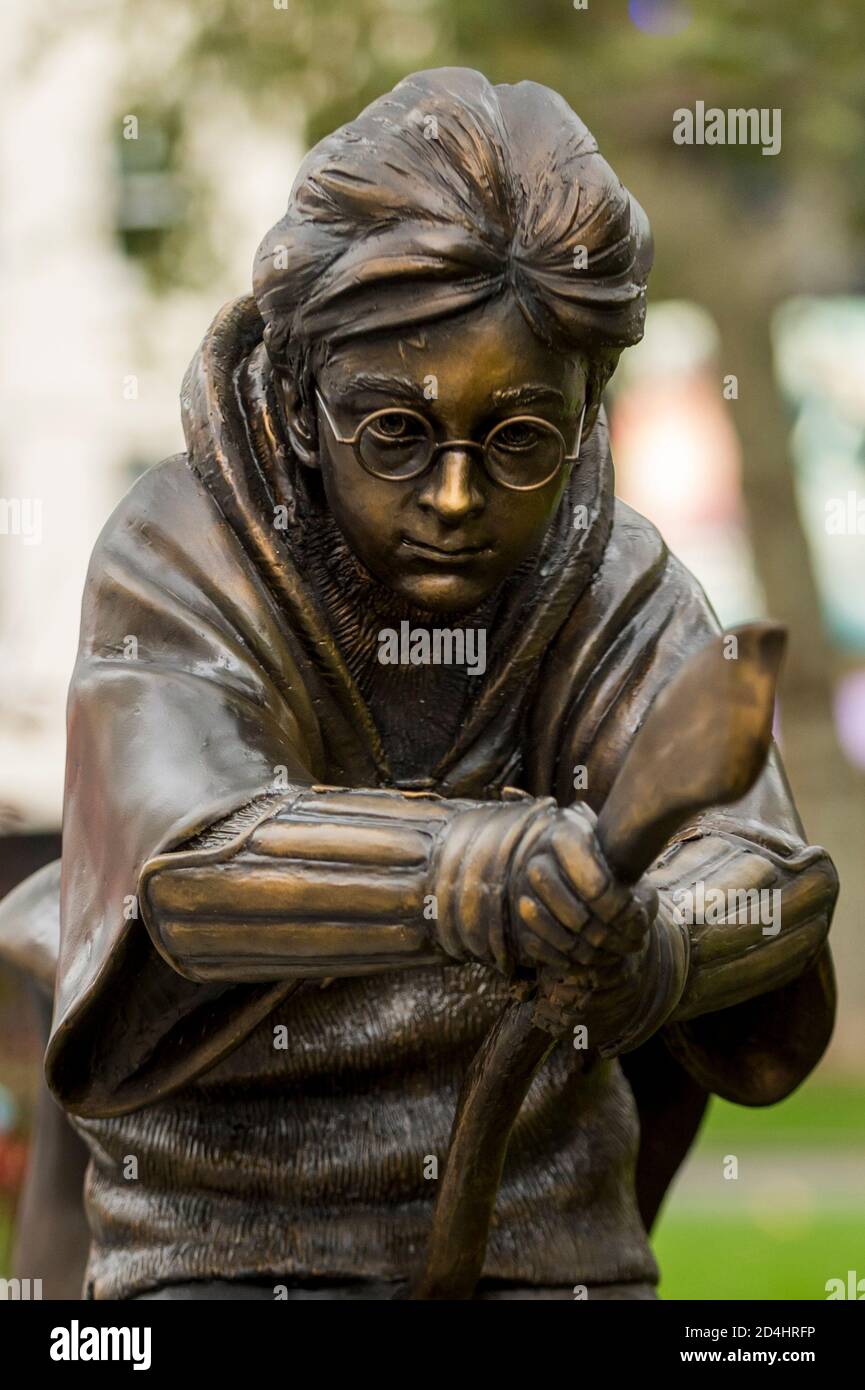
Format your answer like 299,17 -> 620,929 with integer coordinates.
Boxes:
494,421 -> 543,451
358,410 -> 432,477
371,412 -> 414,440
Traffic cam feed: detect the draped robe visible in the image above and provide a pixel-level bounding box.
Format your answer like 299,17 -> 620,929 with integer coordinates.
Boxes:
0,297 -> 836,1298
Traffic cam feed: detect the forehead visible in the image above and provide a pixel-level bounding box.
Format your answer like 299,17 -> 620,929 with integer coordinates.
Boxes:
318,294 -> 585,417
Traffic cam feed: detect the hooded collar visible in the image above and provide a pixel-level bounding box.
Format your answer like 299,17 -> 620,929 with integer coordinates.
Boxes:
182,295 -> 614,795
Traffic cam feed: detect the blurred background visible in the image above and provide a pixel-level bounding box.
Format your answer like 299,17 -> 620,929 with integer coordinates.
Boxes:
0,0 -> 863,1298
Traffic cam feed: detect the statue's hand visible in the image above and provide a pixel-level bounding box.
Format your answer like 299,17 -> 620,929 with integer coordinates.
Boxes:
509,801 -> 658,977
530,955 -> 648,1042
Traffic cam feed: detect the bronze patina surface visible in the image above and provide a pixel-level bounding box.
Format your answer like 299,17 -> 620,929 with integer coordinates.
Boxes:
0,67 -> 837,1301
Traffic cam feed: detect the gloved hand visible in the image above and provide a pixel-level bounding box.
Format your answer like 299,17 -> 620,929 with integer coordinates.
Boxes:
506,801 -> 668,1049
508,801 -> 658,971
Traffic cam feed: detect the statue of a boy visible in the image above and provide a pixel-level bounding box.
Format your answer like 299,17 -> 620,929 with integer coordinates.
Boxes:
6,68 -> 837,1300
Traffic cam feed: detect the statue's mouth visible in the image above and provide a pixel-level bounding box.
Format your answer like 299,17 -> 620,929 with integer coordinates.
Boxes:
401,536 -> 491,565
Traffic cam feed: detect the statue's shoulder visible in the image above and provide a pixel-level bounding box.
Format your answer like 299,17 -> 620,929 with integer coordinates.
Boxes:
604,498 -> 713,615
606,497 -> 667,567
108,451 -> 204,521
593,497 -> 669,607
90,453 -> 214,562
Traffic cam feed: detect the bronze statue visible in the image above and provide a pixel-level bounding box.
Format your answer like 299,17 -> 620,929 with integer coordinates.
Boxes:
0,67 -> 837,1301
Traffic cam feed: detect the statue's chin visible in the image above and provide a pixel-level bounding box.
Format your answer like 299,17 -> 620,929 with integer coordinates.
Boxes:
386,571 -> 493,617
327,528 -> 498,616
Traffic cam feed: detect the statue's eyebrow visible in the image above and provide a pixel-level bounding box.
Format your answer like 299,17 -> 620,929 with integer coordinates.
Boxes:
334,371 -> 428,403
491,384 -> 566,410
330,376 -> 567,411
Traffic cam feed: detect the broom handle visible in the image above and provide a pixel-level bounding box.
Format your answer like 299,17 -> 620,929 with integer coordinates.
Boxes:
413,623 -> 785,1300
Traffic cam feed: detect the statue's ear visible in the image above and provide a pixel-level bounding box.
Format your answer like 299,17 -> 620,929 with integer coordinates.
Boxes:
583,390 -> 603,439
583,355 -> 618,437
277,374 -> 319,470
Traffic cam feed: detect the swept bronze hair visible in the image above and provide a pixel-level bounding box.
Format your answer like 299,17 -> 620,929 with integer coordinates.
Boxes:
253,67 -> 653,418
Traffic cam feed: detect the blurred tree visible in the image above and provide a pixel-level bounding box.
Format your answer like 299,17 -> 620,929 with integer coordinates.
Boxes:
87,0 -> 865,691
43,1 -> 865,882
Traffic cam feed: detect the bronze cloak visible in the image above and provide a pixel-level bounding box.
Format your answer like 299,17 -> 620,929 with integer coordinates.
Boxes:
1,297 -> 835,1237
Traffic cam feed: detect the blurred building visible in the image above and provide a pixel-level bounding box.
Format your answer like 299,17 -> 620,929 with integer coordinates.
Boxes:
0,4 -> 302,832
611,300 -> 766,630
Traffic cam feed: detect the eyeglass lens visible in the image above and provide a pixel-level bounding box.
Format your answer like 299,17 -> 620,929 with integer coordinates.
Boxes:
357,410 -> 564,487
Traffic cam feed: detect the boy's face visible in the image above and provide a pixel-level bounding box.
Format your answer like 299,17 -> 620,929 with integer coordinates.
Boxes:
303,294 -> 588,614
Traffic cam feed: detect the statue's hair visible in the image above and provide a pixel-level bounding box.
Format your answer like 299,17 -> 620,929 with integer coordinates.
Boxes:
253,67 -> 653,410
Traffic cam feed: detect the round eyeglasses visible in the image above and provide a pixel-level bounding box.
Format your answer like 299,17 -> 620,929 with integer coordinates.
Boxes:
315,390 -> 586,492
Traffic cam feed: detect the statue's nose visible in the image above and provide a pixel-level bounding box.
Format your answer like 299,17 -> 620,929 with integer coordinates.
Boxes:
417,449 -> 484,523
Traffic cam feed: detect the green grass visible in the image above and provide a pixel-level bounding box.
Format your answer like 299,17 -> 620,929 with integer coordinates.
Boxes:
653,1080 -> 865,1299
655,1210 -> 865,1301
695,1079 -> 865,1149
0,1209 -> 12,1278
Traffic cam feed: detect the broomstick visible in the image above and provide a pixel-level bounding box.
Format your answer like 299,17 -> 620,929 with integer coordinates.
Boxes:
413,622 -> 786,1300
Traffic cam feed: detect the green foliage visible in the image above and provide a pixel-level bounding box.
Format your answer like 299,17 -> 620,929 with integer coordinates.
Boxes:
656,1210 -> 865,1300
101,0 -> 865,170
701,1081 -> 865,1149
656,1082 -> 865,1300
44,1 -> 864,292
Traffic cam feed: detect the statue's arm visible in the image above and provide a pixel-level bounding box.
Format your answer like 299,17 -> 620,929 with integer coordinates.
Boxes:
139,783 -> 560,983
655,827 -> 836,1024
532,539 -> 838,1064
564,820 -> 837,1061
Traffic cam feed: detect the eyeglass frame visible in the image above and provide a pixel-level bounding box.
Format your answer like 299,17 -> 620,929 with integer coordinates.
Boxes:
314,388 -> 587,493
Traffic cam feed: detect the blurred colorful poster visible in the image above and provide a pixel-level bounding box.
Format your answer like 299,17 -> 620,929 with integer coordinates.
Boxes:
773,297 -> 865,654
610,301 -> 765,629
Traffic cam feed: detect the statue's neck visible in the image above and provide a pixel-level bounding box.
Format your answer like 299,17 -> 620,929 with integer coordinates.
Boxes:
301,500 -> 490,644
299,504 -> 498,779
